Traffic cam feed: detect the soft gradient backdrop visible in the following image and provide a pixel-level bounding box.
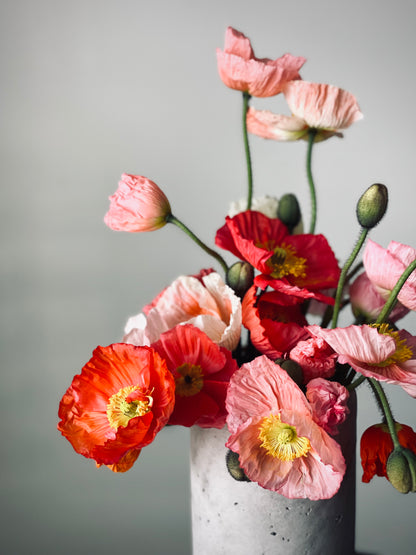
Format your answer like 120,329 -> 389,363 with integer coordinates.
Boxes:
1,1 -> 415,553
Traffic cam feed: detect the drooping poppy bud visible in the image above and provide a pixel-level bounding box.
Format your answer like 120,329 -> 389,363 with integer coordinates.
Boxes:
386,447 -> 416,494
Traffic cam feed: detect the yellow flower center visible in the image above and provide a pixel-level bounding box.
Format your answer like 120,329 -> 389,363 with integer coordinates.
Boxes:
259,242 -> 307,280
107,385 -> 153,430
371,323 -> 413,366
175,363 -> 204,397
258,414 -> 311,461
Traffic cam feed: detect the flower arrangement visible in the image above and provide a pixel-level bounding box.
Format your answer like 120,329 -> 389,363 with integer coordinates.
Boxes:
58,27 -> 416,501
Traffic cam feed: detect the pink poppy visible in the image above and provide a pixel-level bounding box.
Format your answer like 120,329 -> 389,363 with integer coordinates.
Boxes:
306,378 -> 350,436
215,211 -> 340,301
216,27 -> 305,97
247,81 -> 362,142
104,174 -> 171,232
242,285 -> 308,360
58,344 -> 175,471
151,324 -> 237,428
349,271 -> 409,323
124,271 -> 242,351
290,336 -> 337,383
308,324 -> 416,397
225,356 -> 346,499
363,239 -> 416,311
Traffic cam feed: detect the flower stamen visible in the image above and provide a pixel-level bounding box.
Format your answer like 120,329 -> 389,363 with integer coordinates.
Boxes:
107,385 -> 153,430
175,363 -> 204,397
371,323 -> 413,366
261,243 -> 307,279
258,414 -> 310,461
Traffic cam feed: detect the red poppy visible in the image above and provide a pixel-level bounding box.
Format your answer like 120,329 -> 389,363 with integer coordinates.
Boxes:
58,344 -> 175,471
215,211 -> 340,302
360,422 -> 416,483
242,285 -> 308,359
151,324 -> 238,428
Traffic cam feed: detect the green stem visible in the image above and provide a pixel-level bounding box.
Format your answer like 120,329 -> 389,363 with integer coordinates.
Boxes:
306,128 -> 318,234
347,374 -> 365,391
376,258 -> 416,324
332,228 -> 369,328
368,378 -> 401,449
167,214 -> 229,275
242,92 -> 253,210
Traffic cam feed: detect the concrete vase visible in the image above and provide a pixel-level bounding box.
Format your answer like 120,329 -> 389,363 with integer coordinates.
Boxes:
190,394 -> 356,555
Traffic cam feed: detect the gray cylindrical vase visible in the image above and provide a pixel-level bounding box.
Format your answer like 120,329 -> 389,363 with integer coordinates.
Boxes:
190,394 -> 356,555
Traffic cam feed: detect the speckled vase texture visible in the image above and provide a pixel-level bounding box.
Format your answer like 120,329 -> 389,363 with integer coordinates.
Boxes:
190,394 -> 356,555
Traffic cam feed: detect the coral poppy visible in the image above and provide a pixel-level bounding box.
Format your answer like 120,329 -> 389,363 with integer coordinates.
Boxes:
151,324 -> 237,428
215,211 -> 340,301
242,285 -> 308,360
349,271 -> 409,323
104,174 -> 171,232
363,239 -> 416,311
58,344 -> 175,471
360,422 -> 416,483
216,26 -> 305,97
124,271 -> 242,351
290,336 -> 337,383
306,378 -> 349,435
225,356 -> 346,499
247,81 -> 362,142
308,324 -> 416,397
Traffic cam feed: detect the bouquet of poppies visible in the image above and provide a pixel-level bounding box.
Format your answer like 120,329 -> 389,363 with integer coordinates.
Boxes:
58,27 -> 416,499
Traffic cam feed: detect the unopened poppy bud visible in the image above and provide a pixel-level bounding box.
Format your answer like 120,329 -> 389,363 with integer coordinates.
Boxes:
277,193 -> 301,233
275,358 -> 304,387
226,261 -> 254,298
386,447 -> 416,494
356,183 -> 388,229
226,449 -> 250,482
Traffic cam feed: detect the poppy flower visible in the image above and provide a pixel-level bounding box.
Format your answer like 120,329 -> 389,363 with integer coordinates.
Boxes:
363,239 -> 416,311
290,336 -> 337,383
360,422 -> 416,483
124,271 -> 242,351
225,356 -> 346,499
308,324 -> 416,397
215,210 -> 340,301
104,174 -> 171,232
242,285 -> 308,360
306,378 -> 349,436
216,26 -> 305,97
247,81 -> 362,142
349,271 -> 409,323
151,324 -> 238,428
58,344 -> 175,471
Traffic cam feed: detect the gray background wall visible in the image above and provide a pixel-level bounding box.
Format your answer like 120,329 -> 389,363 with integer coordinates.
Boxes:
1,1 -> 415,554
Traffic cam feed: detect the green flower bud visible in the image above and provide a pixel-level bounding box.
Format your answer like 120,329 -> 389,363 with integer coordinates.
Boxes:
226,449 -> 250,482
226,261 -> 254,299
277,193 -> 301,233
356,183 -> 388,229
386,447 -> 416,494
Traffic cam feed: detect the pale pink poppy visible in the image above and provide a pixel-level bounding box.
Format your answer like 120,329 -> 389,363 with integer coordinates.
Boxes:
349,271 -> 409,323
306,378 -> 350,436
308,324 -> 416,397
289,336 -> 337,383
363,239 -> 416,311
104,174 -> 171,232
225,356 -> 346,499
124,271 -> 242,351
216,27 -> 305,97
247,81 -> 362,142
